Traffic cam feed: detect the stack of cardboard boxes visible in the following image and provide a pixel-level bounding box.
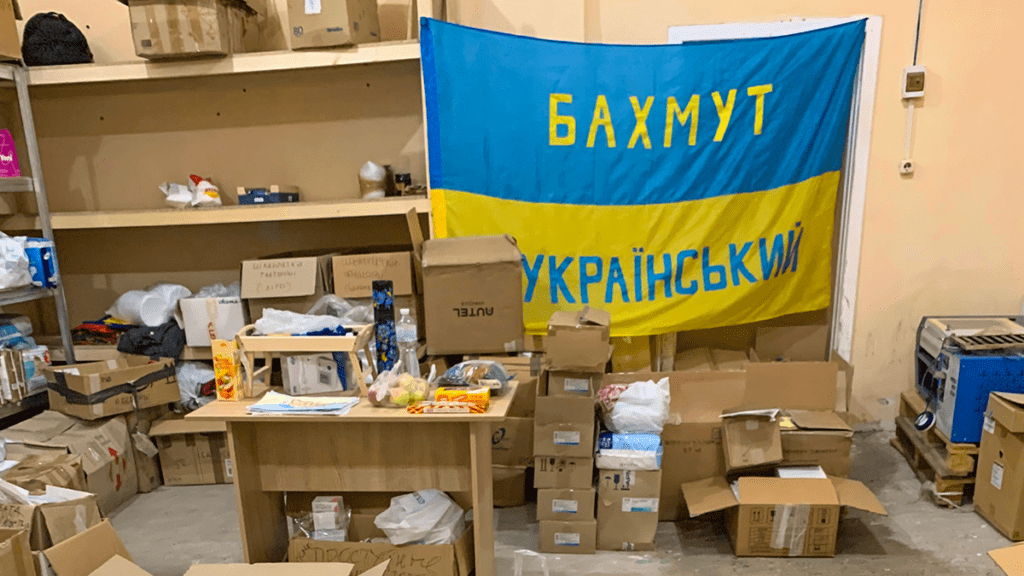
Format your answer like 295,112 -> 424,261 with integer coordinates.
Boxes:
534,308 -> 612,554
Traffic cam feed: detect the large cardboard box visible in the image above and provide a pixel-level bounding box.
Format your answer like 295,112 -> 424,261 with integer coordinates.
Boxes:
534,396 -> 595,458
537,488 -> 595,521
4,411 -> 139,515
46,357 -> 178,421
0,0 -> 19,62
241,252 -> 336,321
543,370 -> 597,397
780,410 -> 853,477
149,415 -> 231,486
721,411 -> 783,473
0,530 -> 32,576
681,476 -> 886,557
545,308 -> 612,371
289,520 -> 474,576
492,416 -> 534,467
0,491 -> 101,551
534,456 -> 593,489
596,469 -> 660,551
286,0 -> 381,49
602,359 -> 842,521
332,252 -> 413,298
178,296 -> 247,347
128,0 -> 257,59
539,520 -> 596,554
422,235 -> 524,355
976,392 -> 1024,539
493,466 -> 529,507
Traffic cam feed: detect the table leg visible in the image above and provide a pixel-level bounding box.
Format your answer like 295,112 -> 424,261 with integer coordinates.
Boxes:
469,421 -> 495,576
227,422 -> 288,563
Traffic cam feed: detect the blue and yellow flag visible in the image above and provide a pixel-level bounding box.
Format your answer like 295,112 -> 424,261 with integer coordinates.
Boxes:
421,19 -> 866,336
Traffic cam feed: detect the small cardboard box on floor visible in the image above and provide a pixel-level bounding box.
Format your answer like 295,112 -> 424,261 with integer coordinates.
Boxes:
681,476 -> 886,557
596,469 -> 661,551
148,414 -> 232,486
3,411 -> 138,515
615,358 -> 852,521
975,392 -> 1024,539
539,519 -> 597,555
37,519 -> 142,576
0,487 -> 101,551
45,356 -> 178,421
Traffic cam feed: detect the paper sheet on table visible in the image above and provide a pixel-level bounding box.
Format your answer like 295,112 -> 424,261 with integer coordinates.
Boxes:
246,391 -> 359,416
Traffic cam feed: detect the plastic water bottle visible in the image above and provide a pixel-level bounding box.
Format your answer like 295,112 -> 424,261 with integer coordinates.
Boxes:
396,308 -> 420,377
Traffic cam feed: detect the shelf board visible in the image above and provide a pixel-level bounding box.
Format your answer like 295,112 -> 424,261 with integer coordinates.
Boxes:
50,196 -> 430,230
49,343 -> 213,363
0,178 -> 34,193
0,286 -> 54,306
0,391 -> 46,421
0,214 -> 41,230
28,41 -> 421,86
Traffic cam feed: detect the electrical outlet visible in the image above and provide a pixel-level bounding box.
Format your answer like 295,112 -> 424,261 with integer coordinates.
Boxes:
902,65 -> 926,98
899,159 -> 915,175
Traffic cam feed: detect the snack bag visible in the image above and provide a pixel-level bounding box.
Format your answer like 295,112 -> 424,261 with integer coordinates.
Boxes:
212,338 -> 241,401
189,175 -> 223,207
435,386 -> 490,410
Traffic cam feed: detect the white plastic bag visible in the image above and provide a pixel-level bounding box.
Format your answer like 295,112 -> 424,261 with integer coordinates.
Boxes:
306,295 -> 373,325
608,377 -> 671,434
374,489 -> 466,545
177,361 -> 216,411
359,161 -> 387,199
254,308 -> 348,336
193,281 -> 240,299
0,233 -> 30,290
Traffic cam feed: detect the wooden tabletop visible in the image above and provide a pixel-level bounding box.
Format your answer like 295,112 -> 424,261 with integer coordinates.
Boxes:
186,382 -> 518,423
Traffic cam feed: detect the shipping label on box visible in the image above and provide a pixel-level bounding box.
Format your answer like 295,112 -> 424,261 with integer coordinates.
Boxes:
544,371 -> 597,397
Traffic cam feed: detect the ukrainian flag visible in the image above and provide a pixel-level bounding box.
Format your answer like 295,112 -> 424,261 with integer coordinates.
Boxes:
421,19 -> 866,336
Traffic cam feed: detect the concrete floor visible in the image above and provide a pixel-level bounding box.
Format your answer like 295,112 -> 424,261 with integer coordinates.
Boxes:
110,432 -> 1010,576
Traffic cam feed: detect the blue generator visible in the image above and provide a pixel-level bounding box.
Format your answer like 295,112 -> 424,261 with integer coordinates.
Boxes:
935,350 -> 1024,443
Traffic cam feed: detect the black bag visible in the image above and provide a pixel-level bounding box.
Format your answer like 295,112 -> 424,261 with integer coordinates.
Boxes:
21,12 -> 93,66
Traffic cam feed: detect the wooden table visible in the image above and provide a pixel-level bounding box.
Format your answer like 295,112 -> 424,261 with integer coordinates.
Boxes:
187,383 -> 516,576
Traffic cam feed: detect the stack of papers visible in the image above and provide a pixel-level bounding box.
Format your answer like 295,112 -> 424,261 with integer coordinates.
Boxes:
247,391 -> 360,416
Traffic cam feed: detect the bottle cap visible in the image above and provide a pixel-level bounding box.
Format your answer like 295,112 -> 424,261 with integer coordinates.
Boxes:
400,308 -> 410,315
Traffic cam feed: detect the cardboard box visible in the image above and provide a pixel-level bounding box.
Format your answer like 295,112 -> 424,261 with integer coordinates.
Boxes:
780,410 -> 853,477
539,520 -> 596,555
282,354 -> 350,396
288,521 -> 474,576
491,416 -> 534,467
0,530 -> 32,576
534,456 -> 593,490
506,376 -> 537,418
422,234 -> 524,355
332,252 -> 413,298
46,357 -> 178,421
128,0 -> 257,60
189,563 -> 388,576
990,543 -> 1024,576
596,469 -> 660,551
148,415 -> 231,486
0,491 -> 101,552
0,453 -> 86,493
241,252 -> 336,321
545,308 -> 613,371
4,411 -> 139,515
681,476 -> 886,557
286,0 -> 381,49
534,396 -> 595,458
493,466 -> 529,508
721,410 -> 783,472
124,405 -> 173,494
0,0 -> 19,62
602,360 -> 844,521
178,297 -> 247,347
543,370 -> 597,397
537,488 -> 595,521
40,520 -> 136,576
975,392 -> 1024,539
474,354 -> 543,381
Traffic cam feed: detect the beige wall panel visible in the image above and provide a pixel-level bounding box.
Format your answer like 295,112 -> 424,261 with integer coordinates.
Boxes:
448,0 -> 585,41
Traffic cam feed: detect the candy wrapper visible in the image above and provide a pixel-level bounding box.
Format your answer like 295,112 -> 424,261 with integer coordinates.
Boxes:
436,361 -> 512,395
161,181 -> 193,209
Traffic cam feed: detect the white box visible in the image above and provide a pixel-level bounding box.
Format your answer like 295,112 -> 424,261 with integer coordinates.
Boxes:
178,297 -> 246,347
283,354 -> 347,395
